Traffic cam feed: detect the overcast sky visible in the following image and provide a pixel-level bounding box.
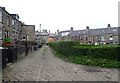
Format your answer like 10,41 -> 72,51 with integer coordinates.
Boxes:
0,0 -> 119,33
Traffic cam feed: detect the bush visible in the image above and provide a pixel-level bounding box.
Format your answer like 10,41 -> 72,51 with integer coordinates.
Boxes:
49,41 -> 80,56
3,37 -> 12,44
80,44 -> 94,46
49,41 -> 120,68
73,45 -> 120,61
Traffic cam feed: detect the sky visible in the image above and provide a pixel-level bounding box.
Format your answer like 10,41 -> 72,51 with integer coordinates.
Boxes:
0,0 -> 119,33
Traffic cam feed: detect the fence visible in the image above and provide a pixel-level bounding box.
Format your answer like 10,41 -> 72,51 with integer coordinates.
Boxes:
1,45 -> 35,69
1,49 -> 7,69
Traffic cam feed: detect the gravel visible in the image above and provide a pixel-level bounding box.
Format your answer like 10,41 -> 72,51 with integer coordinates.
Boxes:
2,45 -> 119,81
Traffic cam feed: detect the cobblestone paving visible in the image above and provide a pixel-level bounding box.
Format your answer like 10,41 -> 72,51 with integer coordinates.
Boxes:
2,45 -> 118,81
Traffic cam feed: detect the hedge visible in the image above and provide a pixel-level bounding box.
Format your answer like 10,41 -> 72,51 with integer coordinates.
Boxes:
49,41 -> 120,68
73,45 -> 120,61
49,41 -> 120,61
49,41 -> 80,56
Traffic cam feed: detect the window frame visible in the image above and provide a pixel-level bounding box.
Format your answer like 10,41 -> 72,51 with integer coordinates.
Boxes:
12,19 -> 15,28
101,36 -> 105,41
109,36 -> 113,41
5,30 -> 9,38
7,16 -> 10,26
0,10 -> 2,22
86,37 -> 88,41
80,37 -> 83,40
0,28 -> 2,39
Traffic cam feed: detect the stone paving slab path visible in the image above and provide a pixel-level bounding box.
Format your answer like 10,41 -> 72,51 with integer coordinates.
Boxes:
2,45 -> 119,81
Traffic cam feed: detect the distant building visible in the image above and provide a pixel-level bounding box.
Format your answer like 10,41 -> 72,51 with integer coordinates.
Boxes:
68,25 -> 120,45
49,33 -> 56,41
35,30 -> 49,44
56,27 -> 74,41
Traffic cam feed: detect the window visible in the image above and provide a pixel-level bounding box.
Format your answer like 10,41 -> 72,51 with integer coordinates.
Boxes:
80,37 -> 82,40
16,23 -> 18,30
23,37 -> 25,39
0,11 -> 2,22
113,29 -> 116,31
7,16 -> 10,26
0,29 -> 2,39
12,32 -> 14,40
19,25 -> 22,31
109,36 -> 113,40
5,30 -> 9,38
116,42 -> 118,44
86,37 -> 88,41
12,19 -> 15,28
110,42 -> 113,44
16,32 -> 18,39
101,36 -> 105,41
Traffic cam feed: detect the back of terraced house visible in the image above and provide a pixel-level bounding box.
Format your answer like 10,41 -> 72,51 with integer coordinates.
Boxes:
56,24 -> 120,45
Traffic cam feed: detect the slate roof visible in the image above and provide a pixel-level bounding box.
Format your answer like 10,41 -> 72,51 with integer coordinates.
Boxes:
69,27 -> 120,37
89,27 -> 119,36
57,30 -> 71,36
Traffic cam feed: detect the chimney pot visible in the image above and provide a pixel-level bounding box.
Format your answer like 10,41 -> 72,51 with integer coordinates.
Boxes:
86,26 -> 89,29
71,27 -> 73,30
49,30 -> 50,33
57,29 -> 59,33
107,24 -> 111,28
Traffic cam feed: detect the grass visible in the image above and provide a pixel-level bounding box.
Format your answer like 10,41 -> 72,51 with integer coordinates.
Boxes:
42,48 -> 47,56
50,47 -> 120,68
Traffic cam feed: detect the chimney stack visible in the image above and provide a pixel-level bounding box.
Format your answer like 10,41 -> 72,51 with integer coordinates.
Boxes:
71,27 -> 73,31
2,7 -> 5,10
86,26 -> 89,31
107,24 -> 111,28
49,30 -> 50,34
86,26 -> 89,29
57,29 -> 59,33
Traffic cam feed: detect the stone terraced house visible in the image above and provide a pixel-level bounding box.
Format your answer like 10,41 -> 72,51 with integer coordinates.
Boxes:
0,6 -> 35,46
56,27 -> 73,41
56,25 -> 120,45
35,30 -> 49,45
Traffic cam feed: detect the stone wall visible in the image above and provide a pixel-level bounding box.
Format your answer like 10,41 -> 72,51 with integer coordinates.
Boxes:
22,25 -> 35,42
